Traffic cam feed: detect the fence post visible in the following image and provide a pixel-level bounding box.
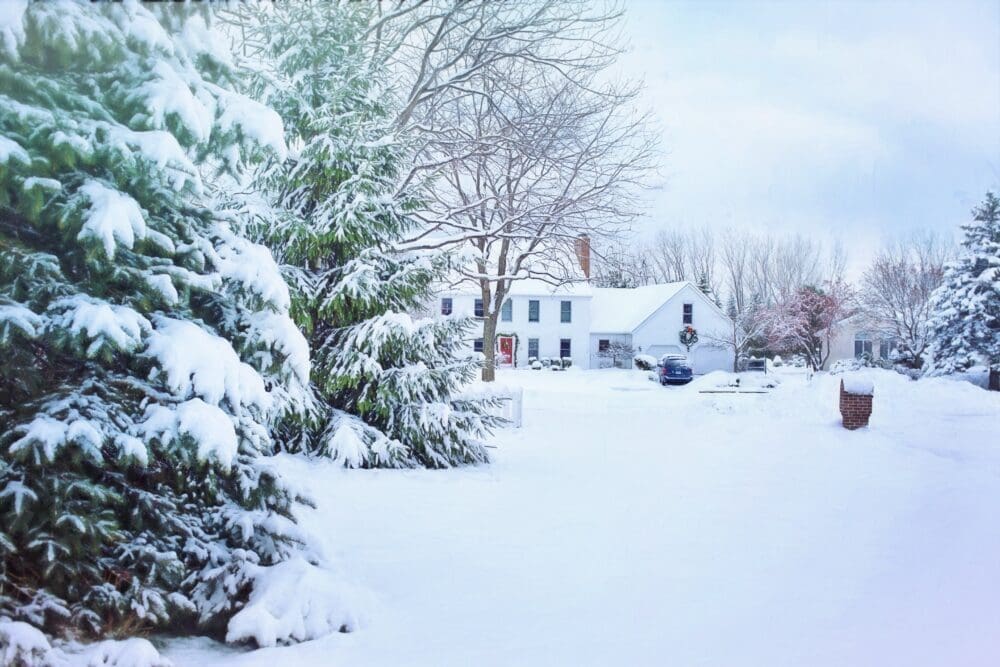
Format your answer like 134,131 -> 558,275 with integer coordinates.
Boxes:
509,386 -> 523,428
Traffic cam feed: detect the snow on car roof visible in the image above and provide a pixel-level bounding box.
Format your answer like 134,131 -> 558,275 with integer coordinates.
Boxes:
590,282 -> 689,333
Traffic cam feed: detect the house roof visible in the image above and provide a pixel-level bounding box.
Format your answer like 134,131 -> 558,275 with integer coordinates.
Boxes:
590,282 -> 690,333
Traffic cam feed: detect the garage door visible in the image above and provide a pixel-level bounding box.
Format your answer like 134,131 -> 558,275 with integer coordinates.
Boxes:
691,345 -> 733,373
646,345 -> 684,360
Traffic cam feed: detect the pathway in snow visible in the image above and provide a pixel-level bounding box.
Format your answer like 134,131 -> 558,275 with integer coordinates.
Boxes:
166,369 -> 1000,666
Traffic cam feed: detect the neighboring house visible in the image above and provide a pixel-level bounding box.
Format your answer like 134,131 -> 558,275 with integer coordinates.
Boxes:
433,280 -> 734,373
822,316 -> 899,369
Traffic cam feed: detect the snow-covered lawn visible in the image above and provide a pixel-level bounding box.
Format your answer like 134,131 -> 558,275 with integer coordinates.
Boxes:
166,369 -> 1000,666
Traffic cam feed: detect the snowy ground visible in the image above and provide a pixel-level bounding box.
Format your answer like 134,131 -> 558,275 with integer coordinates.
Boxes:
165,368 -> 1000,666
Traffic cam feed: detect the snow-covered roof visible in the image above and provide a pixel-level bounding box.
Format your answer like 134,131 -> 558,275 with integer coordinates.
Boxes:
590,282 -> 689,333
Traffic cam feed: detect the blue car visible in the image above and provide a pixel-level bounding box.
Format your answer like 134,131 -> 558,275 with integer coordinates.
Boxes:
658,356 -> 693,385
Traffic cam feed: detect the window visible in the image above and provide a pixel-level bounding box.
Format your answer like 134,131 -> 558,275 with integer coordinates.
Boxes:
528,299 -> 540,322
560,300 -> 572,323
560,338 -> 571,359
440,298 -> 452,316
473,338 -> 484,353
501,299 -> 512,322
682,303 -> 693,325
474,298 -> 484,318
879,338 -> 897,360
528,338 -> 539,359
854,333 -> 873,358
598,339 -> 610,352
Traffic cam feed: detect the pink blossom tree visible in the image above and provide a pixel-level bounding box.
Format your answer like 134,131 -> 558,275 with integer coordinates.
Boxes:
763,281 -> 854,370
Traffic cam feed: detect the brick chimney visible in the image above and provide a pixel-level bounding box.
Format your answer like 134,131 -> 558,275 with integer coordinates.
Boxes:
574,233 -> 591,279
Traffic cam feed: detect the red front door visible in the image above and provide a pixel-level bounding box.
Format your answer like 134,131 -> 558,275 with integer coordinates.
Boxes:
498,336 -> 514,366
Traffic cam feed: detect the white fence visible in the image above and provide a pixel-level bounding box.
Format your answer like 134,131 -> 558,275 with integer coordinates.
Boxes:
458,383 -> 523,428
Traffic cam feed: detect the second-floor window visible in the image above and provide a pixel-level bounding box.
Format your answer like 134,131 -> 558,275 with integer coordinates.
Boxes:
560,300 -> 572,323
474,298 -> 484,318
441,298 -> 452,316
683,303 -> 693,324
501,299 -> 512,322
528,299 -> 539,322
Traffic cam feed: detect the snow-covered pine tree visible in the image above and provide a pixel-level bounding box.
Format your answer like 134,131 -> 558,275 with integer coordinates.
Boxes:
235,3 -> 496,468
697,272 -> 720,307
0,2 -> 331,642
928,192 -> 1000,389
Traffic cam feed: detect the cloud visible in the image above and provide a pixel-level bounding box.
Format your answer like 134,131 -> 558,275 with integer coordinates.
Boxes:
615,0 -> 1000,272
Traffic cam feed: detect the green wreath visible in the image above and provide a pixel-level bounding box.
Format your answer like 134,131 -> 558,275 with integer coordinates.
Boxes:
679,326 -> 698,352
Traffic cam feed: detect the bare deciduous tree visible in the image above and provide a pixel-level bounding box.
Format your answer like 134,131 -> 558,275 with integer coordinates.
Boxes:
703,302 -> 768,372
858,232 -> 950,368
389,4 -> 655,381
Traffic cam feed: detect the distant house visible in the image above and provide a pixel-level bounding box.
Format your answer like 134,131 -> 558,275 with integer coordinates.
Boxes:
434,280 -> 734,373
822,315 -> 899,369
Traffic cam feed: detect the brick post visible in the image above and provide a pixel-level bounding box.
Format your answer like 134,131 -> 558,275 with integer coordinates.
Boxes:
839,379 -> 873,430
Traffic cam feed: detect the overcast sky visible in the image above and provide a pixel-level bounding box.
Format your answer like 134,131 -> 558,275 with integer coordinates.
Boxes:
615,0 -> 1000,274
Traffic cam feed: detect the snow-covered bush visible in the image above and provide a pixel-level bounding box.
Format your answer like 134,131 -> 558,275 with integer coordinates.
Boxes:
829,357 -> 874,374
0,2 -> 336,644
0,620 -> 55,667
633,354 -> 657,371
240,2 -> 497,468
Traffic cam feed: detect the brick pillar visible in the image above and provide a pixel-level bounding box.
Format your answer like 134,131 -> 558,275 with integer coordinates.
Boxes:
839,379 -> 873,430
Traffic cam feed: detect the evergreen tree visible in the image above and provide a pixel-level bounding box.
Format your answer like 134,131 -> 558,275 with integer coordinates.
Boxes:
238,3 -> 497,468
0,3 -> 320,640
697,272 -> 720,307
928,192 -> 1000,388
726,294 -> 738,320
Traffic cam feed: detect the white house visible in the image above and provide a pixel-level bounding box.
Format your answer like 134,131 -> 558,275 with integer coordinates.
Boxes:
434,279 -> 735,373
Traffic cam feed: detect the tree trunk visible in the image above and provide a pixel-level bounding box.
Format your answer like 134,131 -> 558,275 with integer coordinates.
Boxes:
989,367 -> 999,392
481,313 -> 498,382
